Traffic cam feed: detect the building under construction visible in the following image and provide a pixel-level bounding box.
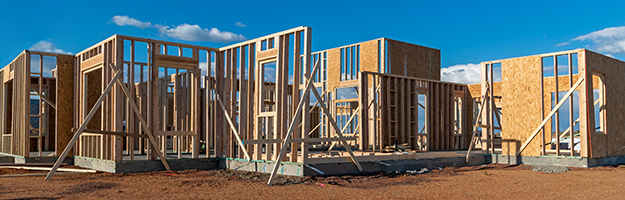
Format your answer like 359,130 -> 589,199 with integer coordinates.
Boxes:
0,27 -> 623,184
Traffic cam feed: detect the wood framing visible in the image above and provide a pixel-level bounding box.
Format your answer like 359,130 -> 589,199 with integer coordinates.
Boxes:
0,50 -> 74,158
470,49 -> 625,158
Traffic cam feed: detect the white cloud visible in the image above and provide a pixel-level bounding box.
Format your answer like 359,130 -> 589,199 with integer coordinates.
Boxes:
156,24 -> 246,43
337,88 -> 358,100
572,26 -> 625,54
199,61 -> 216,76
29,41 -> 72,54
111,15 -> 152,29
556,42 -> 569,47
441,63 -> 482,84
110,15 -> 246,43
234,22 -> 246,27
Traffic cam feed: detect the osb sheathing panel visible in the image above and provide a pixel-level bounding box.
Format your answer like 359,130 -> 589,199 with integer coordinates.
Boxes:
465,87 -> 474,147
360,40 -> 379,73
500,55 -> 543,156
327,48 -> 341,91
56,55 -> 74,155
48,79 -> 57,150
467,82 -> 502,100
386,39 -> 440,80
86,68 -> 102,130
80,54 -> 103,70
585,50 -> 625,157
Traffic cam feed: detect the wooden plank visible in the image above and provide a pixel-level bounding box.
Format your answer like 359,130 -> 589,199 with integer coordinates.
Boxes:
359,74 -> 368,150
239,45 -> 247,160
291,137 -> 357,143
292,32 -> 302,162
568,53 -> 575,156
214,53 -> 223,158
253,42 -> 262,161
82,129 -> 147,138
154,131 -> 194,136
274,36 -> 284,161
1,166 -> 96,173
301,28 -> 312,164
192,51 -> 200,158
247,44 -> 255,161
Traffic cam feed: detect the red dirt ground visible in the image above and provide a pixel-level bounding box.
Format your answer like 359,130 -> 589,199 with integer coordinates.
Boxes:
1,164 -> 625,199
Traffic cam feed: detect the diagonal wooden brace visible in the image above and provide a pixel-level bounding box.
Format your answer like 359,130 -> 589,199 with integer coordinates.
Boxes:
267,60 -> 320,185
107,63 -> 171,171
215,92 -> 251,160
516,77 -> 584,156
45,66 -> 123,180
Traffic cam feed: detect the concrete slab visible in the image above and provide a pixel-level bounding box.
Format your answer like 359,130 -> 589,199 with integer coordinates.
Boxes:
487,154 -> 589,167
0,155 -> 14,163
304,154 -> 486,176
221,159 -> 304,176
0,152 -> 73,164
75,156 -> 220,173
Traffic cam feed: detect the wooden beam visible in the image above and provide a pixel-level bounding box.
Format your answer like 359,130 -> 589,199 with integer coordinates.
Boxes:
516,77 -> 584,156
81,129 -> 147,138
154,131 -> 195,136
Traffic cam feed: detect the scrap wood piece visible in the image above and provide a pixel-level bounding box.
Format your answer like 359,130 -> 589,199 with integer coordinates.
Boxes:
0,172 -> 88,178
0,163 -> 67,166
1,166 -> 96,173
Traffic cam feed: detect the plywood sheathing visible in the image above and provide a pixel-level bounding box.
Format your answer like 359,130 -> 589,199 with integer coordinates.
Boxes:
499,55 -> 543,156
480,49 -> 623,157
585,50 -> 625,157
386,39 -> 440,80
327,48 -> 341,92
55,55 -> 75,156
359,40 -> 379,86
85,69 -> 102,130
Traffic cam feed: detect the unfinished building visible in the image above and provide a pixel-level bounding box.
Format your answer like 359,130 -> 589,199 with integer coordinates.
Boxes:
0,50 -> 74,163
50,27 -> 475,179
470,49 -> 625,167
2,26 -> 624,184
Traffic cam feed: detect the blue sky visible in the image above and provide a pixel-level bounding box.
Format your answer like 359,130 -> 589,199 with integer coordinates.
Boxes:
1,0 -> 625,84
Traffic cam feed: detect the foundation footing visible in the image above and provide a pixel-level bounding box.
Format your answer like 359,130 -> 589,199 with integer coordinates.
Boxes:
487,154 -> 625,168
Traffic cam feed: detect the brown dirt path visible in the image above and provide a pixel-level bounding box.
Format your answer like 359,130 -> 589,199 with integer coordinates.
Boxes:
1,164 -> 625,199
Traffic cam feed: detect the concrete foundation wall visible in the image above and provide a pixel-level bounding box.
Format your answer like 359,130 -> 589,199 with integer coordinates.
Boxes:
488,154 -> 625,168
